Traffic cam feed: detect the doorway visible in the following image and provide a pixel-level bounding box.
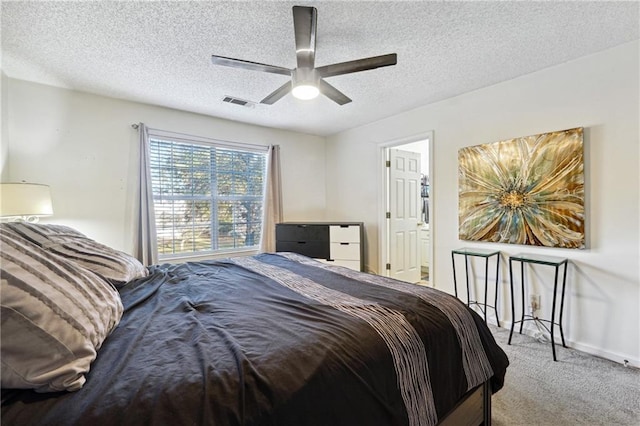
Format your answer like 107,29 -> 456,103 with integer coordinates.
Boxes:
379,132 -> 433,285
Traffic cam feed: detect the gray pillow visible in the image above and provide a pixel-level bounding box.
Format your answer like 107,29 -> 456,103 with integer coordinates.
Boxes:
2,222 -> 148,287
0,227 -> 123,392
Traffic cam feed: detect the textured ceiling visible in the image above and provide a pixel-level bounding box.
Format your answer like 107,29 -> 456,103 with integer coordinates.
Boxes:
2,1 -> 638,136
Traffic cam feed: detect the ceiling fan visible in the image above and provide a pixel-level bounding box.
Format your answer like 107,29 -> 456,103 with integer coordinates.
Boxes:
211,5 -> 397,105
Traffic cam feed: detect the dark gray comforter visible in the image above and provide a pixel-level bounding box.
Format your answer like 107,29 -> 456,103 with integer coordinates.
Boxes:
2,253 -> 508,425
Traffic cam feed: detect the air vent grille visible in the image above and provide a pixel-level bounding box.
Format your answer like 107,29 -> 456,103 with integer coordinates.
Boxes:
222,96 -> 254,107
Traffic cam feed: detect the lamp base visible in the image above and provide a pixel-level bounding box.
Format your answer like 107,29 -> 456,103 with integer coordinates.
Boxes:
1,216 -> 41,224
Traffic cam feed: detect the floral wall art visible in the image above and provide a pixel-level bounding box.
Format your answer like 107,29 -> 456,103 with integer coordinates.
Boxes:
458,127 -> 584,249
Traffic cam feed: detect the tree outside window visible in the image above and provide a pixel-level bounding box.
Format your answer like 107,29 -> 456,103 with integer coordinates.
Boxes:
149,138 -> 266,257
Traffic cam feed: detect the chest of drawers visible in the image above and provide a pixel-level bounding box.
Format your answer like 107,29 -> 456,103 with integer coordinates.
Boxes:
275,222 -> 364,272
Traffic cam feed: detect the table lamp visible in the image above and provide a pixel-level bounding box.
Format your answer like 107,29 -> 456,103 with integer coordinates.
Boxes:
0,182 -> 53,223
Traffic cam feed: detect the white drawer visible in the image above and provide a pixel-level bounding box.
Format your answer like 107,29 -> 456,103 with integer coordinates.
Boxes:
330,242 -> 360,260
319,258 -> 361,271
329,225 -> 360,243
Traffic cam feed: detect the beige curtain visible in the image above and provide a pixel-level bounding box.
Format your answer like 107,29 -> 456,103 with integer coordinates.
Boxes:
134,123 -> 158,265
260,145 -> 283,252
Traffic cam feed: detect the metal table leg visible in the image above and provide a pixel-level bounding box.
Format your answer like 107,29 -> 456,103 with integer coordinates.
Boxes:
452,251 -> 458,298
507,254 -> 569,361
508,258 -> 515,345
493,255 -> 501,327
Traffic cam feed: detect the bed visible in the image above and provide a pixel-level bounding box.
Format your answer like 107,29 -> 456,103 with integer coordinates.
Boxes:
1,223 -> 508,425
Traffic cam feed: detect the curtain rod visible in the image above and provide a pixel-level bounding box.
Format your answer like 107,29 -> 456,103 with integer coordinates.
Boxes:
130,123 -> 270,152
131,123 -> 164,132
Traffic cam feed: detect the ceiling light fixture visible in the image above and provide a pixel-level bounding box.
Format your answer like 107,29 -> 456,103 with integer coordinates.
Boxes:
291,68 -> 319,100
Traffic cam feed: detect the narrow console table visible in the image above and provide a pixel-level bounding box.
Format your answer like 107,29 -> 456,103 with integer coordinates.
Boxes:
508,253 -> 569,361
452,248 -> 501,326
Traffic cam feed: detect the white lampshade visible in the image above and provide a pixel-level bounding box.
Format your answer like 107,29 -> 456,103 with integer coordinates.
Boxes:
0,183 -> 53,218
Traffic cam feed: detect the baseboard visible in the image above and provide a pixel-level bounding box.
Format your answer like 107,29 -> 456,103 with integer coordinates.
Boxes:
567,339 -> 640,369
495,321 -> 640,369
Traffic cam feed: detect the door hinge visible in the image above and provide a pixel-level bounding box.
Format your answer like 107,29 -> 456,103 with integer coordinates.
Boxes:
386,160 -> 391,167
386,212 -> 391,219
386,263 -> 391,270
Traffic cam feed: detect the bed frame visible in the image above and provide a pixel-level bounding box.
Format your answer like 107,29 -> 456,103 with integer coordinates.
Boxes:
439,381 -> 491,426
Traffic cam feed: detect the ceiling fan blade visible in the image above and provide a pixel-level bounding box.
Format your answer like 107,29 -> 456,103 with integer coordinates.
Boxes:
260,81 -> 292,105
211,55 -> 291,76
319,79 -> 352,105
316,53 -> 397,78
292,6 -> 317,69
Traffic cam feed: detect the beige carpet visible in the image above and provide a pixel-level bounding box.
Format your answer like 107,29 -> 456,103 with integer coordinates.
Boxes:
490,325 -> 640,425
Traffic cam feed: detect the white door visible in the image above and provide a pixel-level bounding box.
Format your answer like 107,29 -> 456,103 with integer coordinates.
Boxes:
388,149 -> 421,283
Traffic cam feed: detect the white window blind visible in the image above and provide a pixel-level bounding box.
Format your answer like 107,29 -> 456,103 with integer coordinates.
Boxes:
148,135 -> 267,258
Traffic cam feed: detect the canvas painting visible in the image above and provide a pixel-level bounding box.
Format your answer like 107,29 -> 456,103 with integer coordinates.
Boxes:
458,127 -> 584,249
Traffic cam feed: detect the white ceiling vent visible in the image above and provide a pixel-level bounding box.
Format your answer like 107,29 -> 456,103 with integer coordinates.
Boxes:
222,96 -> 255,107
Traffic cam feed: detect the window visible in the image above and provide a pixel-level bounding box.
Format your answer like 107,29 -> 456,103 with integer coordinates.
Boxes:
148,135 -> 267,258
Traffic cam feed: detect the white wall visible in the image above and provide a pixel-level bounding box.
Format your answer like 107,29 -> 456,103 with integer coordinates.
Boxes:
1,73 -> 9,181
4,79 -> 326,253
326,41 -> 640,366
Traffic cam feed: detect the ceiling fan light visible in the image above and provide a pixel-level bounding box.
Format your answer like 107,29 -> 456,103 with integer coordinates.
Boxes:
291,67 -> 320,100
292,83 -> 319,100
